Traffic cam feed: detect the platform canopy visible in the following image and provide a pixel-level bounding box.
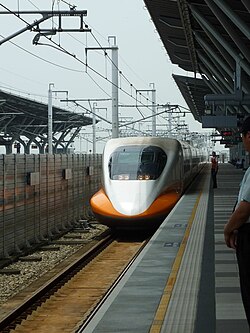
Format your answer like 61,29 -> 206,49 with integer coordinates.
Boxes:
144,0 -> 250,142
0,89 -> 93,154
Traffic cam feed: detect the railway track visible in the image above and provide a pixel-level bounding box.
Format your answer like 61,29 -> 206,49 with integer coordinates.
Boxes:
0,231 -> 148,333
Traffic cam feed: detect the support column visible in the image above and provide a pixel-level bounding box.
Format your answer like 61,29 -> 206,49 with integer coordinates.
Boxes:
150,83 -> 156,136
5,143 -> 12,154
24,144 -> 30,154
109,36 -> 119,138
92,103 -> 97,154
48,83 -> 54,154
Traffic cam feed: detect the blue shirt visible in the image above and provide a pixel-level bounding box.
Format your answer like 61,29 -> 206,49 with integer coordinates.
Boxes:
237,167 -> 250,223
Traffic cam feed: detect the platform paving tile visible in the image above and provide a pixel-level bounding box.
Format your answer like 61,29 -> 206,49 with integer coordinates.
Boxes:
216,320 -> 249,333
215,253 -> 237,260
215,264 -> 238,273
216,293 -> 246,319
216,276 -> 241,288
215,244 -> 233,252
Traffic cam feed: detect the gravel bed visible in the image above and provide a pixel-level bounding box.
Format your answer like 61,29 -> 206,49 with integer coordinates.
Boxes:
0,223 -> 108,304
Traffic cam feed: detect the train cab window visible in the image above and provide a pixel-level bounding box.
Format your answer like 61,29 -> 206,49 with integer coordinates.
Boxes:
109,145 -> 167,180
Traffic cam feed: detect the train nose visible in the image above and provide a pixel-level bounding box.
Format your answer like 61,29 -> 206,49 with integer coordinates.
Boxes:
106,180 -> 156,215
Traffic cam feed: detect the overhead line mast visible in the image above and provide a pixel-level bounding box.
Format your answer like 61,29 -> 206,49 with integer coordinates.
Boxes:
0,7 -> 91,154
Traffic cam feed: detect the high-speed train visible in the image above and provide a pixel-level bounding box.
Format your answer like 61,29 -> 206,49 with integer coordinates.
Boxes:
90,137 -> 207,229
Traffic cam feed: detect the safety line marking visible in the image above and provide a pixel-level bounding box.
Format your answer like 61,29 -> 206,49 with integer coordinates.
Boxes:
149,190 -> 203,333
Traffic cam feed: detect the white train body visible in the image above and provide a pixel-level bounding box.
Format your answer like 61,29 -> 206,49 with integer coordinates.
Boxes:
90,137 -> 206,229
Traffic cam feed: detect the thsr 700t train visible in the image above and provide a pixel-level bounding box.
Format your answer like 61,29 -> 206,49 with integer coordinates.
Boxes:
90,137 -> 207,229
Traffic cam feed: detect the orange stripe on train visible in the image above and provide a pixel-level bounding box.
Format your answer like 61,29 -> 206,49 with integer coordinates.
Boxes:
90,188 -> 180,218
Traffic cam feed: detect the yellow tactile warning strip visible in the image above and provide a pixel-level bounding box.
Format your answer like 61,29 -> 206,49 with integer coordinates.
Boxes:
149,190 -> 202,333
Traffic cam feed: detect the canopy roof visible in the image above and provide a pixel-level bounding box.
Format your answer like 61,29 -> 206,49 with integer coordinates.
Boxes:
0,89 -> 93,153
144,0 -> 250,135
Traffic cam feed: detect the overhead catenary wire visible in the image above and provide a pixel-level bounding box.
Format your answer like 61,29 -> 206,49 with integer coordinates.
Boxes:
0,3 -> 161,115
2,2 -> 169,129
0,1 -> 191,136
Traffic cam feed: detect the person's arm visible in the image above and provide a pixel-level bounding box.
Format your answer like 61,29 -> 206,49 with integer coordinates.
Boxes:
224,200 -> 250,249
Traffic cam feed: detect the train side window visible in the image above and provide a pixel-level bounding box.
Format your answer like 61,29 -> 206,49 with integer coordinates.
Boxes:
139,148 -> 167,180
158,152 -> 167,174
108,157 -> 112,178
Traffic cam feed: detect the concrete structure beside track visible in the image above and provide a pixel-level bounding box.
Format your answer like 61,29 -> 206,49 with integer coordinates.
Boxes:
80,163 -> 249,333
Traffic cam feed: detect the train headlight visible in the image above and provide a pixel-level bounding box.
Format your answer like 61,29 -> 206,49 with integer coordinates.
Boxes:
138,174 -> 151,180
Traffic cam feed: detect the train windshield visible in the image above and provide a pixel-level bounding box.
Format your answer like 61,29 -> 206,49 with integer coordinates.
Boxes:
109,145 -> 167,180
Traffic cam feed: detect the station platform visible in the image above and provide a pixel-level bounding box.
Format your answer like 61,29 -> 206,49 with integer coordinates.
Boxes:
80,163 -> 249,333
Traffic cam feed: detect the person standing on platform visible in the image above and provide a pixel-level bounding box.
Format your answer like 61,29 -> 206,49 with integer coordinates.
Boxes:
211,151 -> 218,188
224,116 -> 250,328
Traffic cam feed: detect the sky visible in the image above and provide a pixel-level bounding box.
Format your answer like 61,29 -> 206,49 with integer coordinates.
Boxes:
0,0 -> 224,153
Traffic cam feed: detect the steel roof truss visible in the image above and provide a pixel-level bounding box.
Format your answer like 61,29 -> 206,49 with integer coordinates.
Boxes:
204,0 -> 250,63
242,0 -> 250,13
197,50 -> 233,93
213,0 -> 250,39
189,3 -> 250,76
194,31 -> 233,84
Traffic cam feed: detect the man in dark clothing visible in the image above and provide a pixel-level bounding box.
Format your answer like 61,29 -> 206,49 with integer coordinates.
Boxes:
224,116 -> 250,328
211,151 -> 218,188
